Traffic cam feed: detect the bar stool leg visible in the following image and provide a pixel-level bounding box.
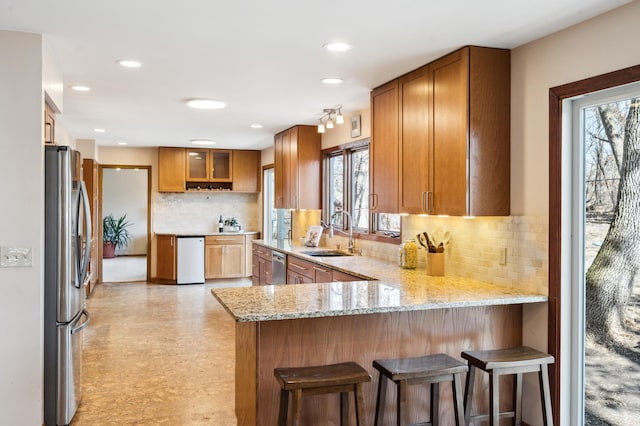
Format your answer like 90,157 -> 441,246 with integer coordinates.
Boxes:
489,371 -> 499,426
453,372 -> 465,426
291,389 -> 303,426
398,379 -> 408,426
464,365 -> 476,424
539,364 -> 553,426
374,373 -> 388,426
430,382 -> 440,425
514,372 -> 523,425
355,382 -> 366,426
278,389 -> 289,426
340,391 -> 349,426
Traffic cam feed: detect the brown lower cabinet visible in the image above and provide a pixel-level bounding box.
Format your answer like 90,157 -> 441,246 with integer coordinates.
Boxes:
205,235 -> 245,279
331,270 -> 363,282
156,235 -> 177,282
252,246 -> 272,286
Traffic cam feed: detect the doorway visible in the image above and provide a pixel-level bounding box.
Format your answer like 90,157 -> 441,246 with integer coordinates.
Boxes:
99,165 -> 151,282
549,65 -> 640,425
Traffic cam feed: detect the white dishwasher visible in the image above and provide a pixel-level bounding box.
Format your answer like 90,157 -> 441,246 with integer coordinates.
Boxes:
176,236 -> 205,284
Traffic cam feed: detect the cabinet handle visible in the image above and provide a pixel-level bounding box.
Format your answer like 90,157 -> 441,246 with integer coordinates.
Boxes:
215,238 -> 236,241
289,263 -> 308,272
426,192 -> 433,213
170,237 -> 174,247
314,266 -> 329,273
369,194 -> 378,210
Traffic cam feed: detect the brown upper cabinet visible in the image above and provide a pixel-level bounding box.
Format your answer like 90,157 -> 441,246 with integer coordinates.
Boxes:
158,147 -> 186,192
186,148 -> 232,182
370,80 -> 400,214
232,150 -> 260,192
370,46 -> 510,216
158,147 -> 260,193
274,125 -> 321,209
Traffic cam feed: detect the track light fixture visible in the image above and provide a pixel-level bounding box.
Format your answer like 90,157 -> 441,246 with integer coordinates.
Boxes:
317,106 -> 344,133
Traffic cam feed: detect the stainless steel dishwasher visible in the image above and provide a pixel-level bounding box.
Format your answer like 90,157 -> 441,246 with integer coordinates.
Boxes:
271,251 -> 287,284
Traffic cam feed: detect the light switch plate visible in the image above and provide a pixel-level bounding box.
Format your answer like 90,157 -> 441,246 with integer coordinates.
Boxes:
0,246 -> 33,268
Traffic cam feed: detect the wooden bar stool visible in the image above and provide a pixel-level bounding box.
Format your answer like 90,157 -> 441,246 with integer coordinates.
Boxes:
461,346 -> 555,426
372,353 -> 468,426
274,361 -> 371,426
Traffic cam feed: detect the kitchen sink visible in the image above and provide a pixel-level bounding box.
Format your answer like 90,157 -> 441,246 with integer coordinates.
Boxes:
300,250 -> 353,257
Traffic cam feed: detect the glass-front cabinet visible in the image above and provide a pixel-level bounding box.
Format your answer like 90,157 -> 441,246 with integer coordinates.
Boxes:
186,149 -> 232,182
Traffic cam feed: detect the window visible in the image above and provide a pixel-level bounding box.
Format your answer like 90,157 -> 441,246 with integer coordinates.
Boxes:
325,142 -> 369,232
324,140 -> 400,239
263,167 -> 290,240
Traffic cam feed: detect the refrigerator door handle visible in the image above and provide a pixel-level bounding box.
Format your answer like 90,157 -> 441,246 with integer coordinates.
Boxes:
71,309 -> 90,335
77,180 -> 92,286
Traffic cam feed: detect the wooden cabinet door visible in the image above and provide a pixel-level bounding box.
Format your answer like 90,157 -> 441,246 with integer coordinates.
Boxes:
156,235 -> 176,281
313,265 -> 333,283
399,66 -> 432,214
431,49 -> 469,216
287,127 -> 299,208
158,147 -> 186,192
224,244 -> 245,277
295,126 -> 321,209
211,150 -> 232,182
205,244 -> 223,279
370,80 -> 399,213
186,148 -> 210,181
274,131 -> 286,208
232,150 -> 260,192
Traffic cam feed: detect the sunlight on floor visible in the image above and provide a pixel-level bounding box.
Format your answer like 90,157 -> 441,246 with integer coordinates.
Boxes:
102,256 -> 146,282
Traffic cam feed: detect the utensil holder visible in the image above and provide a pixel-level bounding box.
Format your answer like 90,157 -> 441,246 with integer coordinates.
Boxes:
427,252 -> 444,276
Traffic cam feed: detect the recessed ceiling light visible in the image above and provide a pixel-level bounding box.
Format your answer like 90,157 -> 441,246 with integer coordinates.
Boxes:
117,59 -> 142,68
71,85 -> 91,92
250,124 -> 263,129
323,42 -> 352,52
321,77 -> 344,85
93,128 -> 106,133
190,139 -> 216,146
186,99 -> 227,110
117,142 -> 128,146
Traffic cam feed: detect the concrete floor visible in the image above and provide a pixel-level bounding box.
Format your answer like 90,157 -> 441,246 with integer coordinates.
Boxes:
73,279 -> 250,425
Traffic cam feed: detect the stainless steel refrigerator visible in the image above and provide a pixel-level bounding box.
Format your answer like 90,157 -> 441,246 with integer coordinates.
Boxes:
44,146 -> 92,425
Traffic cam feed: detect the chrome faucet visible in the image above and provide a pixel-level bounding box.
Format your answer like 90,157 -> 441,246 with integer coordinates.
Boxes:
330,210 -> 356,253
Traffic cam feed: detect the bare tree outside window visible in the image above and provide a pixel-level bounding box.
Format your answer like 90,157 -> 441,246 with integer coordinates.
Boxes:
582,97 -> 640,425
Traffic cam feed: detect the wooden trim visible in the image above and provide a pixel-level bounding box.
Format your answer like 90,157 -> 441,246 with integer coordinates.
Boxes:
98,164 -> 152,282
548,63 -> 640,421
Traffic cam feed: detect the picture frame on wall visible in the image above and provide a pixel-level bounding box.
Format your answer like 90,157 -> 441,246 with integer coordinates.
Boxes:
351,114 -> 361,138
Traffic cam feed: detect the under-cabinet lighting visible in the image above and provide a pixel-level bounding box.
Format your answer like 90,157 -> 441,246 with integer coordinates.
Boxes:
463,216 -> 476,219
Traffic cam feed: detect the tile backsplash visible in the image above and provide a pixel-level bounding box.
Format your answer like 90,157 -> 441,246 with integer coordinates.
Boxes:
328,215 -> 548,295
153,192 -> 260,234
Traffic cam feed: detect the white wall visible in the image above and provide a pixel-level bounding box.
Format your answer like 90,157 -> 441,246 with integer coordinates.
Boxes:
0,30 -> 44,424
512,2 -> 640,423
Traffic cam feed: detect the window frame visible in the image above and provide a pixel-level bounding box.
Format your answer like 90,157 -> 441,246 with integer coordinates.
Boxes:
322,139 -> 400,244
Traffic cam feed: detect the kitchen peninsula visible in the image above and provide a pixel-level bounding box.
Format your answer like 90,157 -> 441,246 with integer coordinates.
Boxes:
212,241 -> 547,425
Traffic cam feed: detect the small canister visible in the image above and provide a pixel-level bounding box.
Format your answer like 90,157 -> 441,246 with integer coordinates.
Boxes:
399,239 -> 418,269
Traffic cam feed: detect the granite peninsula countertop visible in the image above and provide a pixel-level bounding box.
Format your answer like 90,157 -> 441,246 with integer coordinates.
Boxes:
211,240 -> 548,322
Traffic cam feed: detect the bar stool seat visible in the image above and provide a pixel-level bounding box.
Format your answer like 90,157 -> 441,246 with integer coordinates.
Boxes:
373,353 -> 468,425
461,346 -> 555,426
274,361 -> 371,426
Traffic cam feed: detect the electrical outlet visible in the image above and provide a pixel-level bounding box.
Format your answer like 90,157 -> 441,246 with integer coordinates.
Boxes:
0,246 -> 33,268
499,247 -> 507,266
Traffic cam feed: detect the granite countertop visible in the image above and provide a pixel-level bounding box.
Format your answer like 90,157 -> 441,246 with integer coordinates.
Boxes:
211,239 -> 548,323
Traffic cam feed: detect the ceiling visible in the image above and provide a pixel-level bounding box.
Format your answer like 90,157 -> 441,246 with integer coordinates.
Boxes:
0,0 -> 630,150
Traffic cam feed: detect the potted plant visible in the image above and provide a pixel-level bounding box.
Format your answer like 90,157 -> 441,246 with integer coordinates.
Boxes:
224,217 -> 239,232
103,213 -> 132,258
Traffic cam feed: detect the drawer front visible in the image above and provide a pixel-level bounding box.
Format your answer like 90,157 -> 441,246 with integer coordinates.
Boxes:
287,256 -> 315,279
206,235 -> 244,245
332,270 -> 363,282
252,245 -> 272,261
